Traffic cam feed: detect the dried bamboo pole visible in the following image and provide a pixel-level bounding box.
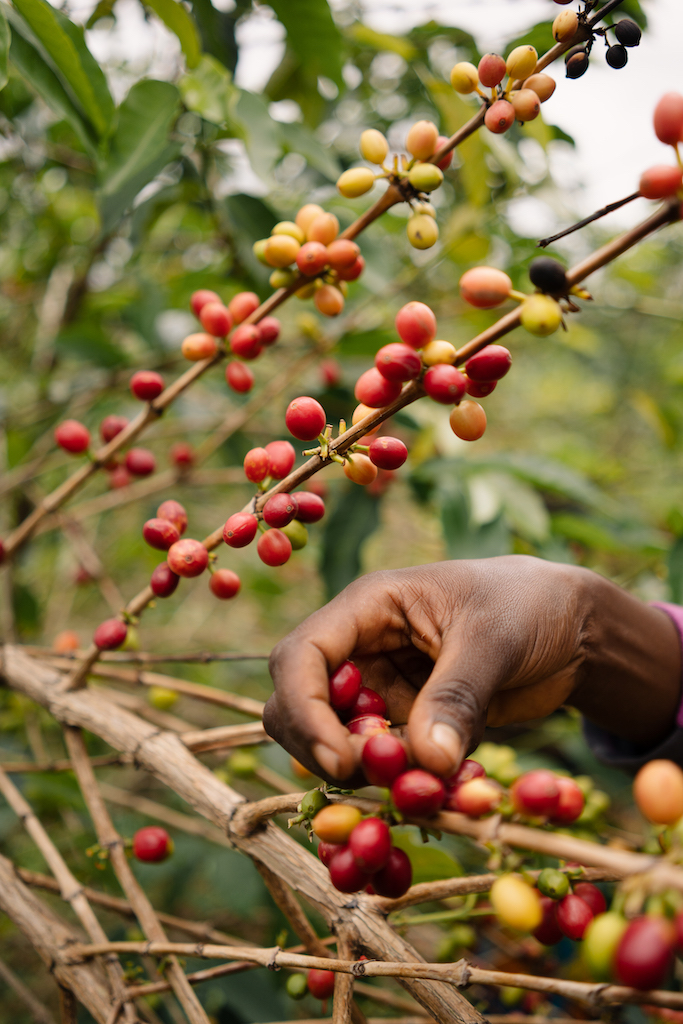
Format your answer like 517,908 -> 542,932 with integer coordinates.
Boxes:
334,933 -> 357,1024
0,754 -> 124,773
0,953 -> 58,1024
180,722 -> 269,752
24,645 -> 268,665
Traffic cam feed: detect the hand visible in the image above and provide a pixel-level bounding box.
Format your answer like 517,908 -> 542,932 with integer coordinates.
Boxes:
263,555 -> 680,784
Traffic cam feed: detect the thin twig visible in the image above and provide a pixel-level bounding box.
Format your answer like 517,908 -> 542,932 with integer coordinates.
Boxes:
537,191 -> 641,248
25,645 -> 268,664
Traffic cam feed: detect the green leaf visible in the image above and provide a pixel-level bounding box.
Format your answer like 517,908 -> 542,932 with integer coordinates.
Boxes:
320,485 -> 381,599
551,513 -> 624,553
279,120 -> 340,181
143,0 -> 201,68
56,323 -> 128,367
392,830 -> 463,885
440,479 -> 511,560
99,79 -> 180,235
348,22 -> 417,61
0,6 -> 10,92
231,89 -> 283,179
269,0 -> 344,88
11,0 -> 113,137
179,53 -> 234,126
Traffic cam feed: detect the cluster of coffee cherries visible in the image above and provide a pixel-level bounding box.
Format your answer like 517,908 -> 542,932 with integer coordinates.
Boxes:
558,9 -> 641,79
55,406 -> 157,489
253,205 -> 365,317
638,93 -> 683,204
451,46 -> 555,135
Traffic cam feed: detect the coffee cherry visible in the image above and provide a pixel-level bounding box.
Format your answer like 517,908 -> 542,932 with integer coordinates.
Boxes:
406,213 -> 439,249
320,359 -> 342,388
257,529 -> 292,566
533,895 -> 564,946
485,100 -> 516,135
459,267 -> 512,308
226,361 -> 254,393
537,868 -> 569,901
362,733 -> 408,787
449,401 -> 486,441
573,883 -> 606,917
287,492 -> 323,526
53,630 -> 80,653
314,284 -> 345,317
109,466 -> 132,489
55,420 -> 90,454
307,968 -> 336,1001
313,804 -> 362,843
639,165 -> 683,200
478,53 -> 506,88
281,519 -> 308,550
133,826 -> 173,863
167,539 -> 209,578
253,239 -> 269,264
424,365 -> 467,405
372,846 -> 412,898
285,396 -> 326,440
490,875 -> 542,932
326,239 -> 360,271
93,618 -> 127,650
344,454 -> 378,486
307,213 -> 339,245
348,714 -> 390,737
511,89 -> 540,122
655,92 -> 683,145
264,440 -> 295,480
360,128 -> 389,164
551,776 -> 584,824
583,912 -> 628,980
223,512 -> 259,548
406,120 -> 439,161
125,448 -> 155,476
605,44 -> 627,69
147,687 -> 178,710
100,415 -> 128,443
529,256 -> 568,294
286,973 -> 308,1001
512,770 -> 560,817
295,203 -> 325,233
368,437 -> 408,471
191,289 -> 220,316
465,345 -> 511,382
392,769 -> 446,818
523,73 -> 556,102
506,45 -> 537,80
355,368 -> 402,408
375,343 -> 421,383
317,840 -> 342,867
395,301 -> 437,348
520,294 -> 562,336
263,493 -> 298,528
434,135 -> 453,172
143,518 -> 180,551
422,340 -> 456,366
351,404 -> 381,438
272,220 -> 305,243
228,292 -> 260,324
555,893 -> 594,941
566,50 -> 589,79
230,324 -> 262,360
199,302 -> 232,337
350,817 -> 391,873
328,844 -> 369,892
297,240 -> 329,276
155,500 -> 187,535
447,759 -> 486,790
337,167 -> 375,198
465,378 -> 496,398
271,268 -> 297,288
150,562 -> 180,598
182,332 -> 218,362
210,568 -> 241,599
131,370 -> 164,401
615,18 -> 641,46
244,447 -> 271,483
634,759 -> 683,824
553,10 -> 578,42
258,316 -> 280,346
168,444 -> 192,471
346,687 -> 386,720
264,234 -> 300,268
338,255 -> 365,281
329,660 -> 362,711
616,916 -> 675,989
408,163 -> 443,193
450,61 -> 479,94
449,777 -> 502,817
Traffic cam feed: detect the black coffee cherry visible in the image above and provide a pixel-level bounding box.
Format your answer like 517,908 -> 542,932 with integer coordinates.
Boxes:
614,19 -> 641,47
566,51 -> 589,79
565,44 -> 586,62
529,257 -> 568,295
605,44 -> 628,69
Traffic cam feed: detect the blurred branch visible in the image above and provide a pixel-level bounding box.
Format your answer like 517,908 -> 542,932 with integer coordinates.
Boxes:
0,953 -> 58,1024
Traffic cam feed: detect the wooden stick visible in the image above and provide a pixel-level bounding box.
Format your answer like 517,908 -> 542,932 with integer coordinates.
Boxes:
25,645 -> 268,665
0,753 -> 124,773
98,783 -> 232,848
180,722 -> 269,752
0,952 -> 58,1024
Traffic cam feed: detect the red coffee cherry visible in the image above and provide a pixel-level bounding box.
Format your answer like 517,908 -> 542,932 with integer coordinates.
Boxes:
533,895 -> 564,946
392,769 -> 446,818
293,492 -> 325,523
329,844 -> 370,893
314,284 -> 345,317
320,359 -> 342,388
307,968 -> 336,1001
209,568 -> 241,599
349,817 -> 391,873
191,289 -> 220,316
199,302 -> 232,337
395,301 -> 437,349
108,466 -> 132,489
228,291 -> 260,324
573,883 -> 606,917
371,847 -> 412,898
639,165 -> 683,200
344,454 -> 377,486
616,916 -> 676,989
223,512 -> 259,548
258,316 -> 280,345
317,840 -> 343,867
368,437 -> 408,471
257,529 -> 292,566
459,267 -> 512,308
348,715 -> 390,737
465,345 -> 512,382
337,255 -> 365,281
167,539 -> 209,578
375,343 -> 422,382
511,769 -> 561,817
362,733 -> 408,787
244,447 -> 271,483
478,52 -> 506,87
265,440 -> 296,479
182,332 -> 218,361
143,518 -> 180,551
551,776 -> 584,824
434,134 -> 453,171
150,562 -> 180,598
226,361 -> 254,393
157,499 -> 188,535
446,759 -> 486,790
170,442 -> 194,468
326,239 -> 360,270
554,894 -> 594,940
93,618 -> 128,650
485,99 -> 516,134
448,777 -> 501,817
125,448 -> 156,477
130,370 -> 164,401
100,415 -> 129,443
133,826 -> 173,863
55,420 -> 90,454
423,365 -> 467,405
346,687 -> 386,720
297,240 -> 329,276
465,378 -> 497,398
354,368 -> 402,408
230,324 -> 263,360
263,493 -> 298,528
329,660 -> 362,711
653,93 -> 683,147
285,397 -> 326,440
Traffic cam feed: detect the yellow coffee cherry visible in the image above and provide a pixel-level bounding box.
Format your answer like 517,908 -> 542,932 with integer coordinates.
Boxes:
312,804 -> 362,843
360,128 -> 389,165
344,453 -> 378,486
296,281 -> 317,300
252,238 -> 269,265
264,234 -> 300,268
271,220 -> 305,243
523,73 -> 556,102
337,167 -> 375,198
148,686 -> 178,710
269,268 -> 297,289
634,759 -> 683,825
408,162 -> 443,193
295,203 -> 325,233
407,214 -> 439,249
450,61 -> 479,94
519,294 -> 562,336
505,45 -> 538,81
490,874 -> 542,932
422,340 -> 457,365
553,9 -> 579,42
406,119 -> 439,161
511,89 -> 541,122
412,201 -> 436,219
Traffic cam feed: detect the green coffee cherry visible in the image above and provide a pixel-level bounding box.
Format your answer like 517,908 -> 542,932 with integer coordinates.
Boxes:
286,973 -> 308,1000
582,912 -> 627,980
227,750 -> 258,778
407,214 -> 439,249
578,789 -> 610,824
519,294 -> 563,336
408,162 -> 444,193
253,238 -> 270,265
300,789 -> 330,818
148,686 -> 179,711
436,924 -> 476,961
337,167 -> 375,198
537,867 -> 569,900
360,128 -> 389,165
270,268 -> 297,289
282,519 -> 308,550
500,987 -> 525,1007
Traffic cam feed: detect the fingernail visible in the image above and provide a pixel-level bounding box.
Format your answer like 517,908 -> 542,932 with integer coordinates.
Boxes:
430,723 -> 461,768
313,742 -> 341,779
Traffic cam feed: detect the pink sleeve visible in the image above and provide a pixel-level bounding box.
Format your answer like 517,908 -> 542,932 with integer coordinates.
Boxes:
651,602 -> 683,728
